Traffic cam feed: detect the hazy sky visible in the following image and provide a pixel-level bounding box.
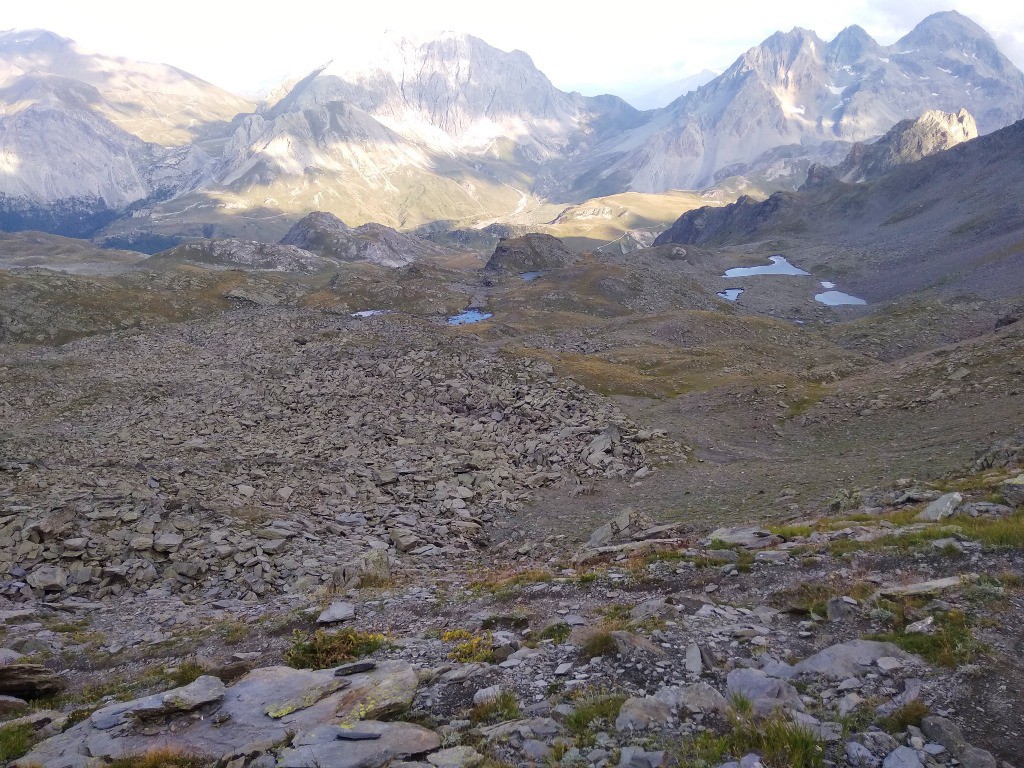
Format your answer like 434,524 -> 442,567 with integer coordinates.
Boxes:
3,0 -> 1022,99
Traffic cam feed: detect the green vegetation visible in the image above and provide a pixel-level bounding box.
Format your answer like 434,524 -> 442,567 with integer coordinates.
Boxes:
469,690 -> 521,725
580,630 -> 617,659
106,747 -> 214,768
165,661 -> 207,688
539,622 -> 572,644
772,580 -> 875,617
564,694 -> 627,744
878,700 -> 930,734
0,722 -> 34,762
673,714 -> 823,768
443,629 -> 495,663
869,610 -> 983,667
284,628 -> 390,669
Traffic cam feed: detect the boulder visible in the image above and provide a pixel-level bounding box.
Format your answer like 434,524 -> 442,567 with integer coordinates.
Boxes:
427,746 -> 485,768
26,565 -> 67,592
279,721 -> 440,768
916,492 -> 963,521
725,668 -> 802,715
317,601 -> 356,624
614,696 -> 671,732
794,641 -> 913,680
0,663 -> 65,699
1001,474 -> 1024,507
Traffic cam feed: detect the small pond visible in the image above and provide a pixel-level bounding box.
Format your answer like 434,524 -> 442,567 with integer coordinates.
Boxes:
447,309 -> 493,325
717,289 -> 744,301
351,309 -> 391,318
521,271 -> 544,282
723,255 -> 809,278
815,290 -> 867,306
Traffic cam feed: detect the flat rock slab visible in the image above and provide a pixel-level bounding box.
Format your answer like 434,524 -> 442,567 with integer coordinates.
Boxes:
16,661 -> 418,768
795,640 -> 915,680
915,492 -> 962,521
876,574 -> 978,599
725,668 -> 802,715
704,527 -> 781,550
280,721 -> 440,768
427,745 -> 485,768
317,601 -> 356,624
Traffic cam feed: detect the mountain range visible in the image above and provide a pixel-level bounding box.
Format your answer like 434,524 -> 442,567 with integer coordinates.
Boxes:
1,12 -> 1023,249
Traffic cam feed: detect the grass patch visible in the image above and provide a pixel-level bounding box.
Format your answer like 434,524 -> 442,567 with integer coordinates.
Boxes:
869,610 -> 983,667
564,694 -> 626,744
284,628 -> 390,669
469,690 -> 521,725
106,747 -> 214,768
830,512 -> 1024,556
164,661 -> 207,688
215,619 -> 249,645
878,699 -> 930,734
673,713 -> 823,768
580,631 -> 617,659
772,580 -> 875,617
539,622 -> 572,644
443,629 -> 494,663
770,524 -> 814,539
468,568 -> 553,594
0,723 -> 34,761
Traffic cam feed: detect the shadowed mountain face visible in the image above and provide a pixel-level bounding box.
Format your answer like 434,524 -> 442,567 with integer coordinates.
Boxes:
1,14 -> 1023,242
654,117 -> 1024,300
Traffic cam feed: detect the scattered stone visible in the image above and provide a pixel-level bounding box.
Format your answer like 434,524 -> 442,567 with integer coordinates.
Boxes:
427,745 -> 485,768
615,696 -> 671,732
916,492 -> 963,521
317,601 -> 356,624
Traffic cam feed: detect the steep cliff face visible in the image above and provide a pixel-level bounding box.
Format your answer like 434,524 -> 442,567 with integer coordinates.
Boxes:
571,11 -> 1024,194
0,105 -> 209,236
818,108 -> 979,184
0,28 -> 253,146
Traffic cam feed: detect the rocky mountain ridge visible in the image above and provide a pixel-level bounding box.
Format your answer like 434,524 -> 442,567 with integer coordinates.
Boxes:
1,13 -> 1023,243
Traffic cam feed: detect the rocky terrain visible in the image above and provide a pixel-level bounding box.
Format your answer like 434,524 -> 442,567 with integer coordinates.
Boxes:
1,46 -> 1023,766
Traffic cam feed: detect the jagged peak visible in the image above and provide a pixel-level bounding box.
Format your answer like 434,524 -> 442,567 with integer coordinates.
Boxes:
826,24 -> 881,65
897,10 -> 993,48
0,28 -> 74,48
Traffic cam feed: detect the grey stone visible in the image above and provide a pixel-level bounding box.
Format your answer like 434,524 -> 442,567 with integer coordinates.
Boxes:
0,694 -> 29,716
882,746 -> 923,768
827,597 -> 859,622
916,492 -> 963,521
846,741 -> 880,767
428,745 -> 485,768
705,527 -> 781,549
0,663 -> 65,699
618,747 -> 666,768
21,662 -> 420,767
655,682 -> 730,716
684,643 -> 703,674
725,668 -> 802,715
473,685 -> 503,705
794,640 -> 913,680
614,696 -> 670,731
26,565 -> 67,592
921,717 -> 996,768
280,722 -> 441,768
521,740 -> 550,761
317,601 -> 356,624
